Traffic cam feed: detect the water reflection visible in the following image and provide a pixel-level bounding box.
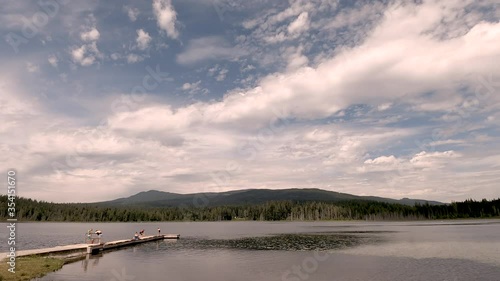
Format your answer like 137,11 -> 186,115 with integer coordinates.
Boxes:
81,253 -> 102,272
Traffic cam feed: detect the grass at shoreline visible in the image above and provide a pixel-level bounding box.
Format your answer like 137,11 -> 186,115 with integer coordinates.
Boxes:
0,256 -> 64,281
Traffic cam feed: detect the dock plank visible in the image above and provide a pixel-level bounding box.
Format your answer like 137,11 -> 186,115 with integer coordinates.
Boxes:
0,234 -> 180,260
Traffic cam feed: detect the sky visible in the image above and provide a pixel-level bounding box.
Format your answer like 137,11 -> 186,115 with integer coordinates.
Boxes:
0,0 -> 499,203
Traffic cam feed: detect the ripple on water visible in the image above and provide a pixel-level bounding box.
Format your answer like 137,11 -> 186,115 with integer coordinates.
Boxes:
161,232 -> 385,251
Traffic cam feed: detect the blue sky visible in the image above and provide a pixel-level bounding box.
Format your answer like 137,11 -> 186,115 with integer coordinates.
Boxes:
1,0 -> 499,202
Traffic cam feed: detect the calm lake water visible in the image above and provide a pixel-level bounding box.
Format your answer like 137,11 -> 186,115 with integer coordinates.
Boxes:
1,220 -> 499,281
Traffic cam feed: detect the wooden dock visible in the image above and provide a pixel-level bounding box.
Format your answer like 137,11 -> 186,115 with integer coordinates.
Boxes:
0,234 -> 180,260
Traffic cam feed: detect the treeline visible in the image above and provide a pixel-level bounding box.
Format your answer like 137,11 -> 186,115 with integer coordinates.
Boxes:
0,196 -> 499,222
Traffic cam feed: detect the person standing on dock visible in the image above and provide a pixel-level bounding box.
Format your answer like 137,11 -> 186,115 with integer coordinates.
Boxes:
158,228 -> 161,236
134,232 -> 139,240
95,230 -> 102,244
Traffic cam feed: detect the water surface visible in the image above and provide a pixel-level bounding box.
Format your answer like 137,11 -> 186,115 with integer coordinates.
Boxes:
1,220 -> 499,280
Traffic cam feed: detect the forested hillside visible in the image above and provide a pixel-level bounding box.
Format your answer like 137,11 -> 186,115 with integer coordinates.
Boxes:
1,196 -> 499,222
102,188 -> 443,207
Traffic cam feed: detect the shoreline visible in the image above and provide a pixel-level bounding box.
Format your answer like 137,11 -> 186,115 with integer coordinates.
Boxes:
3,216 -> 499,223
0,255 -> 68,281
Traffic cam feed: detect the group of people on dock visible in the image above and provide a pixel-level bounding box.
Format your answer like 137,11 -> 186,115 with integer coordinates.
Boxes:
85,229 -> 102,244
85,227 -> 162,243
133,227 -> 161,240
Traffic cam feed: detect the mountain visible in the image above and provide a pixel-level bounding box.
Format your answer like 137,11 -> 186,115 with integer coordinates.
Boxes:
98,188 -> 443,208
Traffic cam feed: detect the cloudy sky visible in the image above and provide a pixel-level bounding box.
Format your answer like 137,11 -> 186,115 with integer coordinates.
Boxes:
1,0 -> 499,203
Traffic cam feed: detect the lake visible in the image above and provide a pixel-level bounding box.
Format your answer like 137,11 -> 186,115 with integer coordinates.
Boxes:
1,220 -> 499,280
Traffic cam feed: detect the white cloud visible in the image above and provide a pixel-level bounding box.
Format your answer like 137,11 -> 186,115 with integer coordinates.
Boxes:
364,155 -> 399,165
48,55 -> 58,67
110,53 -> 121,61
410,150 -> 461,169
429,139 -> 464,147
208,65 -> 220,76
182,81 -> 200,91
244,0 -> 317,45
153,0 -> 179,39
108,105 -> 204,134
26,62 -> 39,73
286,46 -> 309,70
357,155 -> 404,173
377,103 -> 392,111
226,2 -> 499,122
323,1 -> 384,31
208,64 -> 229,81
136,29 -> 152,50
80,27 -> 100,42
177,36 -> 246,65
71,42 -> 101,66
73,25 -> 102,66
241,64 -> 255,72
288,12 -> 310,34
180,80 -> 208,96
97,1 -> 500,201
2,0 -> 500,203
260,0 -> 313,28
71,45 -> 95,66
124,6 -> 139,22
216,68 -> 228,81
126,54 -> 144,64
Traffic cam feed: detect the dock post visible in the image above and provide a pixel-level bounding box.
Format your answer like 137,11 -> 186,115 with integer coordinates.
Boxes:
87,244 -> 103,255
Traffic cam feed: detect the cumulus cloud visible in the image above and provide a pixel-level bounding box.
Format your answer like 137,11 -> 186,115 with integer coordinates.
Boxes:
110,53 -> 121,61
182,81 -> 201,91
71,45 -> 94,66
153,0 -> 179,39
377,103 -> 392,111
365,155 -> 399,165
72,25 -> 102,66
210,1 -> 499,122
124,6 -> 139,22
2,0 -> 500,203
216,68 -> 228,81
98,0 -> 500,201
286,46 -> 309,70
177,36 -> 246,65
410,151 -> 461,169
288,12 -> 310,34
26,62 -> 39,73
71,42 -> 101,66
181,80 -> 208,96
80,27 -> 100,41
126,53 -> 144,64
48,55 -> 58,67
208,64 -> 231,81
136,29 -> 152,50
243,0 -> 318,45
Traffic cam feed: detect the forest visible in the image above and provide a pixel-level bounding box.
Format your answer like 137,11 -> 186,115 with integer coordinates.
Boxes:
1,196 -> 499,222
